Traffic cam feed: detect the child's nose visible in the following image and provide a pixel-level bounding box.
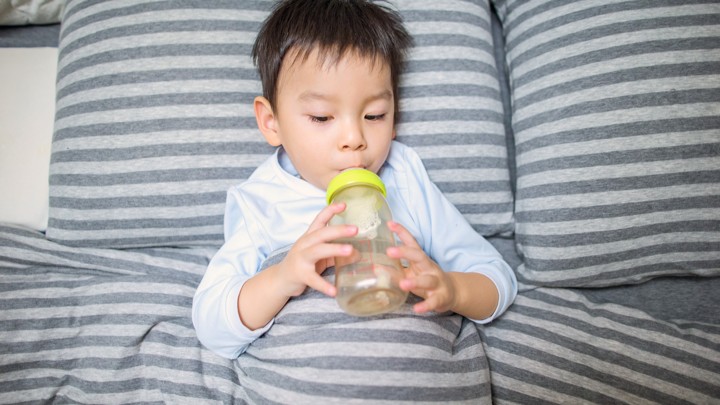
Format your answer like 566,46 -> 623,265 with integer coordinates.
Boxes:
340,123 -> 367,151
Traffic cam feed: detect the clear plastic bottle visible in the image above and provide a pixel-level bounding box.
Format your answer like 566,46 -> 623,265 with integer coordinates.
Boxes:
326,169 -> 408,316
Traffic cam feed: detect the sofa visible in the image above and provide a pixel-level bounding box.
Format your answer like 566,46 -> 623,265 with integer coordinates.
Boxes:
1,0 -> 718,403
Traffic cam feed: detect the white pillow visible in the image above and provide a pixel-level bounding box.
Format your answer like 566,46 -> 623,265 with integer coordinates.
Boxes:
0,47 -> 56,231
0,0 -> 64,25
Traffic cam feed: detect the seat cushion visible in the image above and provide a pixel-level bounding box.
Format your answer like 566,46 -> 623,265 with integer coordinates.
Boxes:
480,278 -> 720,403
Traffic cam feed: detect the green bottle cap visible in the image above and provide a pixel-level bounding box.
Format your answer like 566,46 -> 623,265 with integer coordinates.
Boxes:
326,168 -> 386,205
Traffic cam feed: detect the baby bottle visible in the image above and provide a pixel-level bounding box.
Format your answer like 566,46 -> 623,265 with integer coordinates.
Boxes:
326,169 -> 408,316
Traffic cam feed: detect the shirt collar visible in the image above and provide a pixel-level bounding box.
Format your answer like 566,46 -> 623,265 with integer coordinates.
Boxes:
278,147 -> 300,177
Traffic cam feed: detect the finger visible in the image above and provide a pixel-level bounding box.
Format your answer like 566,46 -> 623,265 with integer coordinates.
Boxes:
307,203 -> 346,233
299,223 -> 357,250
399,277 -> 416,292
414,295 -> 439,314
317,223 -> 358,242
387,221 -> 421,249
387,244 -> 431,265
304,242 -> 353,265
417,288 -> 454,314
305,272 -> 337,297
400,273 -> 439,291
411,273 -> 440,290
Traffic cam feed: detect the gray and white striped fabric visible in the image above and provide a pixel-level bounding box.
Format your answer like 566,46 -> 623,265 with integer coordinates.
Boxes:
0,226 -> 246,403
492,0 -> 720,286
243,252 -> 493,403
393,0 -> 514,237
47,0 -> 276,248
480,281 -> 720,404
0,225 -> 492,403
46,0 -> 514,249
4,225 -> 717,403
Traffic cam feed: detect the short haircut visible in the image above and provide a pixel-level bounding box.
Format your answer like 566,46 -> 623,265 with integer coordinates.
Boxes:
252,0 -> 413,119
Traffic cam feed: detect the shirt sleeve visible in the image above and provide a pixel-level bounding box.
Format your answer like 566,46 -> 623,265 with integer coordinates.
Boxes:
192,189 -> 273,359
402,146 -> 518,324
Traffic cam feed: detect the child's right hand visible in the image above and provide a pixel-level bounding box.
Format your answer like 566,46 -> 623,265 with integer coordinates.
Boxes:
276,202 -> 357,298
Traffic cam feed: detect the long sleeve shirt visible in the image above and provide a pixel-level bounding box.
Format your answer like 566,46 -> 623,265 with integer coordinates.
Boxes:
192,141 -> 517,359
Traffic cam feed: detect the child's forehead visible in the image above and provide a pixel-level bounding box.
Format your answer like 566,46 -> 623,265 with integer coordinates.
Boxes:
283,45 -> 389,74
274,46 -> 393,100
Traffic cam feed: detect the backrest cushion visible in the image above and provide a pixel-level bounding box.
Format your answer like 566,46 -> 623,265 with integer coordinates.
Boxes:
47,0 -> 275,248
46,0 -> 513,248
391,0 -> 514,237
492,0 -> 720,286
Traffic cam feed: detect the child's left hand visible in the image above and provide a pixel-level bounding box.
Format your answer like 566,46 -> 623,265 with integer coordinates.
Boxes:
386,221 -> 458,314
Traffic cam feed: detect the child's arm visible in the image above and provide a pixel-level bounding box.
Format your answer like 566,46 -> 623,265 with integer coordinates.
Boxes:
237,202 -> 357,330
387,221 -> 502,320
390,143 -> 517,322
193,202 -> 355,358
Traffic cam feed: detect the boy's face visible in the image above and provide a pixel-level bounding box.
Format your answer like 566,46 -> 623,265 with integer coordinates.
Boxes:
254,48 -> 396,191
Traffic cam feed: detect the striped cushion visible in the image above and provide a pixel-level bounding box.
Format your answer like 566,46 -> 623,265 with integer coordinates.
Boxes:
480,282 -> 720,403
47,0 -> 275,248
0,225 -> 492,403
392,0 -> 514,237
243,267 -> 493,402
233,250 -> 493,402
492,0 -> 720,286
0,226 -> 242,403
46,0 -> 513,248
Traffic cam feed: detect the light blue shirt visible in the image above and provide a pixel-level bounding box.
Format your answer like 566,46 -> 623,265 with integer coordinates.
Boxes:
193,141 -> 517,359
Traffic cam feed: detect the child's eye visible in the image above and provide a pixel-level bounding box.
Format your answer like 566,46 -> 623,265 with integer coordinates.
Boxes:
365,114 -> 386,121
310,116 -> 330,123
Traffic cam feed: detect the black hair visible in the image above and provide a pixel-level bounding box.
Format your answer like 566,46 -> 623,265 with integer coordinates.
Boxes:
252,0 -> 413,119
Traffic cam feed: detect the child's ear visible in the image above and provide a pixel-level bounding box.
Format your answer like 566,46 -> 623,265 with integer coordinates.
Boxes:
254,96 -> 281,146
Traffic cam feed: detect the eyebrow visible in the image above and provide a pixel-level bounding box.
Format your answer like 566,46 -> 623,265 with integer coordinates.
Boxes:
298,89 -> 393,103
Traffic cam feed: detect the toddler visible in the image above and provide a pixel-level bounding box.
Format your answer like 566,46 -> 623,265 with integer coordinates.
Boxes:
193,0 -> 517,361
